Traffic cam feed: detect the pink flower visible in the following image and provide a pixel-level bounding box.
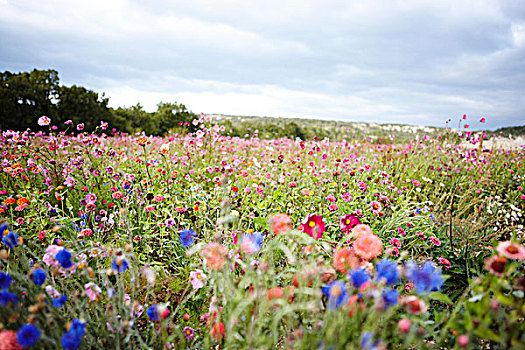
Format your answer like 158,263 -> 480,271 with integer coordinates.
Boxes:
464,124 -> 469,128
462,114 -> 467,120
357,181 -> 367,192
333,247 -> 361,273
327,194 -> 336,202
270,213 -> 292,235
390,238 -> 401,248
458,334 -> 469,348
85,282 -> 102,301
429,237 -> 441,246
496,241 -> 525,260
398,318 -> 411,333
77,123 -> 85,131
201,242 -> 228,270
480,117 -> 486,123
328,203 -> 338,212
438,258 -> 451,268
299,214 -> 325,239
401,296 -> 428,314
301,188 -> 310,196
484,256 -> 507,276
340,214 -> 361,233
412,180 -> 420,187
352,226 -> 382,260
38,116 -> 50,126
370,200 -> 381,214
0,330 -> 22,350
342,192 -> 352,202
189,269 -> 206,289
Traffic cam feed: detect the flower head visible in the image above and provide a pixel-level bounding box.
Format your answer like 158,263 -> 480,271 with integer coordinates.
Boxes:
349,268 -> 370,288
0,272 -> 12,289
32,269 -> 46,286
111,257 -> 129,273
240,231 -> 264,254
404,261 -> 443,294
38,116 -> 50,126
17,324 -> 40,348
0,330 -> 22,350
339,214 -> 361,233
270,213 -> 292,234
322,280 -> 348,309
55,249 -> 73,269
201,242 -> 228,270
333,247 -> 360,273
375,259 -> 399,285
184,327 -> 195,340
484,255 -> 507,276
180,229 -> 197,248
352,229 -> 382,261
496,241 -> 525,260
299,214 -> 325,239
189,269 -> 206,290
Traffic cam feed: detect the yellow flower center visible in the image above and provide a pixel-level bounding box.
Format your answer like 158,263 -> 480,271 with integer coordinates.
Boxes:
346,219 -> 351,225
331,285 -> 342,297
308,221 -> 316,228
196,273 -> 202,279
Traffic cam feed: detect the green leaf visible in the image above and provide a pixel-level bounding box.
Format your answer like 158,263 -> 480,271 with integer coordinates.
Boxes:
429,292 -> 453,305
475,326 -> 500,342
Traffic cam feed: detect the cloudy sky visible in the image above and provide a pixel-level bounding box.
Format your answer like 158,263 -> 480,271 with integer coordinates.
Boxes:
1,0 -> 524,129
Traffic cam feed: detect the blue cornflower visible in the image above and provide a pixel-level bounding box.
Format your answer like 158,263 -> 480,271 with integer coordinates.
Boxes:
0,272 -> 12,289
430,213 -> 435,221
17,324 -> 41,348
404,261 -> 443,294
360,331 -> 374,349
32,269 -> 46,286
349,268 -> 370,288
240,231 -> 264,254
61,332 -> 81,350
322,280 -> 348,309
0,290 -> 19,306
360,331 -> 383,350
147,304 -> 159,321
53,294 -> 68,308
112,257 -> 129,273
61,319 -> 86,350
2,231 -> 19,250
415,207 -> 422,215
382,288 -> 399,309
375,259 -> 399,286
56,249 -> 73,268
69,319 -> 86,338
179,229 -> 197,248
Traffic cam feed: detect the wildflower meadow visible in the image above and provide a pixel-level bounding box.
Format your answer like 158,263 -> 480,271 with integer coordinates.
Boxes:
0,114 -> 524,349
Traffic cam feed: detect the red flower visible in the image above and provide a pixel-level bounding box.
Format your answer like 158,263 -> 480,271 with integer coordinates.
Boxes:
299,214 -> 325,239
210,322 -> 225,341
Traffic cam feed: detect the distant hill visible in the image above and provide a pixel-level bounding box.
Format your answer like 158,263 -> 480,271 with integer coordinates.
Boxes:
212,114 -> 442,141
211,114 -> 525,142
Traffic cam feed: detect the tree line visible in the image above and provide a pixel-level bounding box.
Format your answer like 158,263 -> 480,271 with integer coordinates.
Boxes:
0,69 -> 333,140
0,69 -> 198,135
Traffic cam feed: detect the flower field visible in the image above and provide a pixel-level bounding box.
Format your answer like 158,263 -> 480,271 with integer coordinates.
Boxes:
0,115 -> 524,349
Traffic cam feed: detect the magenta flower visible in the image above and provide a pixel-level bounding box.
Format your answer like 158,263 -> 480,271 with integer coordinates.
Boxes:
300,214 -> 325,239
339,214 -> 361,233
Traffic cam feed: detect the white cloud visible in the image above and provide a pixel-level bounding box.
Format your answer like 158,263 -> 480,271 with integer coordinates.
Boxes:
0,0 -> 523,129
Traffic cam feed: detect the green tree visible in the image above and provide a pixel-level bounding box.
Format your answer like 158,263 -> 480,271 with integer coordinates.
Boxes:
56,85 -> 113,131
0,69 -> 59,130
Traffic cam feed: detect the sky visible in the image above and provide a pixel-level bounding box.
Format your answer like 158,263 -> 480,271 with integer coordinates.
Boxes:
1,0 -> 524,130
